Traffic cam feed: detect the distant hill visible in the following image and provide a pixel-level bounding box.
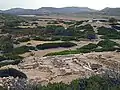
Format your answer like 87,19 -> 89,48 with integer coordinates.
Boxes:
1,7 -> 96,15
100,7 -> 120,16
3,8 -> 37,15
1,7 -> 120,16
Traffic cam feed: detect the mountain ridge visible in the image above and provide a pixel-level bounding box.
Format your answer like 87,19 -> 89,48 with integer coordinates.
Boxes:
0,7 -> 120,16
0,7 -> 97,15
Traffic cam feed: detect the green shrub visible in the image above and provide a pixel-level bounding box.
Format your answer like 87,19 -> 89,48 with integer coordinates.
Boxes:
74,21 -> 84,25
101,34 -> 120,39
0,60 -> 21,67
17,37 -> 30,42
0,54 -> 23,67
97,39 -> 119,48
12,46 -> 30,54
60,36 -> 79,41
0,35 -> 13,53
36,42 -> 77,50
45,40 -> 120,56
12,45 -> 36,55
97,26 -> 118,35
28,75 -> 120,90
78,43 -> 97,50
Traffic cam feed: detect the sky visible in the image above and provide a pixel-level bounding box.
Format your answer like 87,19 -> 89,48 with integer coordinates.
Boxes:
0,0 -> 120,10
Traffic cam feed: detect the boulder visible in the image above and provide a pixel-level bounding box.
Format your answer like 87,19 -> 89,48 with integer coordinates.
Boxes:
0,68 -> 27,78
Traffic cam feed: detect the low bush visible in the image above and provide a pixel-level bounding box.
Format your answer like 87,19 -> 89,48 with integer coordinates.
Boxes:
36,42 -> 77,50
0,60 -> 21,67
45,50 -> 81,56
45,40 -> 120,56
17,37 -> 30,42
97,39 -> 119,48
101,34 -> 120,39
12,45 -> 36,54
27,75 -> 120,90
78,43 -> 97,50
97,26 -> 118,35
0,54 -> 23,67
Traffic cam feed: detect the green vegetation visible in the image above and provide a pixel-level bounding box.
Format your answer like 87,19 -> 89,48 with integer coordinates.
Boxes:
78,43 -> 97,50
101,33 -> 120,39
45,39 -> 120,56
32,36 -> 58,41
97,26 -> 120,39
45,50 -> 81,56
63,21 -> 75,25
0,34 -> 25,67
0,35 -> 13,53
0,35 -> 24,67
97,26 -> 117,35
109,17 -> 117,24
32,36 -> 79,41
17,37 -> 30,42
97,39 -> 119,48
0,14 -> 26,29
4,20 -> 21,28
82,24 -> 96,40
45,25 -> 66,35
0,54 -> 23,67
36,42 -> 77,50
0,14 -> 25,22
3,23 -> 97,41
12,45 -> 36,55
47,20 -> 59,24
74,21 -> 84,25
28,75 -> 120,90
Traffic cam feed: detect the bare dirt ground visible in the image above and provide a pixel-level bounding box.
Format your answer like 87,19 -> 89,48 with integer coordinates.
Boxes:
14,52 -> 120,85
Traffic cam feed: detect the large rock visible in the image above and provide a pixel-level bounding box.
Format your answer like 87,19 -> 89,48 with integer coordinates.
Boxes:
0,68 -> 27,78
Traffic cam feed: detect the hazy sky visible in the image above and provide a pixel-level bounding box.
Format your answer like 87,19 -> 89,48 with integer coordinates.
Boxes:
0,0 -> 120,10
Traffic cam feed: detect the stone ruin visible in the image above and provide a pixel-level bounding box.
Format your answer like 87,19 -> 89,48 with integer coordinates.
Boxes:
15,52 -> 120,84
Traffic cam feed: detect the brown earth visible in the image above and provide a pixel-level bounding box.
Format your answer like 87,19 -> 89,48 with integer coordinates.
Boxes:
10,51 -> 120,85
